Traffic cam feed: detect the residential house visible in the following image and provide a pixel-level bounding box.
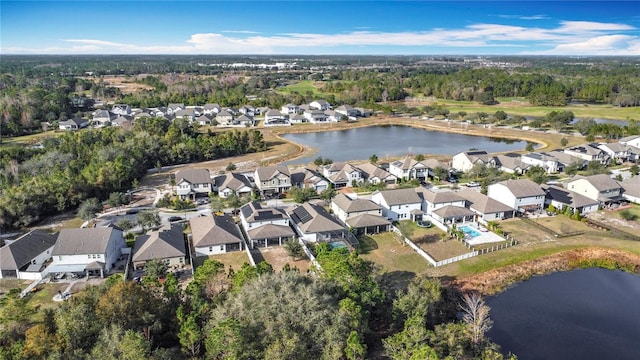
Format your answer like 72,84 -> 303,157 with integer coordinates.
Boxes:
281,104 -> 299,115
167,103 -> 185,115
132,224 -> 186,270
541,185 -> 600,215
174,108 -> 196,122
290,114 -> 307,124
331,193 -> 390,235
597,143 -> 633,164
335,105 -> 358,120
415,188 -> 466,215
264,109 -> 290,126
451,150 -> 497,173
564,143 -> 610,165
234,114 -> 255,126
254,165 -> 291,196
48,227 -> 126,278
356,163 -> 397,185
304,109 -> 328,123
310,99 -> 331,111
111,104 -> 131,116
371,188 -> 423,221
240,202 -> 295,248
322,162 -> 363,188
196,114 -> 212,126
175,168 -> 212,200
238,105 -> 255,117
92,109 -> 114,127
287,202 -> 348,243
324,110 -> 342,122
291,167 -> 329,192
388,157 -> 429,181
355,107 -> 372,117
420,158 -> 449,179
203,103 -> 222,115
0,230 -> 57,279
59,117 -> 89,131
430,205 -> 477,226
496,154 -> 530,175
547,150 -> 587,171
457,188 -> 515,221
620,176 -> 640,204
521,152 -> 562,174
190,215 -> 245,256
566,174 -> 624,205
112,115 -> 133,127
215,110 -> 234,126
213,172 -> 253,199
619,135 -> 640,149
487,179 -> 545,213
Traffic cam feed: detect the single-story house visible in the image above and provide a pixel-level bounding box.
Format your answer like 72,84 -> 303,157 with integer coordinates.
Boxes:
213,172 -> 253,199
431,205 -> 477,226
287,203 -> 348,243
132,224 -> 186,270
59,118 -> 89,131
189,215 -> 245,256
456,188 -> 515,221
541,185 -> 600,215
0,230 -> 57,280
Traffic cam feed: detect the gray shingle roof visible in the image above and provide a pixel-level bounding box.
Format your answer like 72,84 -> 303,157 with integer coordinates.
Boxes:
571,174 -> 621,192
215,172 -> 251,192
541,185 -> 599,209
332,193 -> 381,213
620,176 -> 640,197
175,168 -> 211,185
240,201 -> 288,222
190,215 -> 244,247
346,214 -> 391,228
52,228 -> 120,256
416,188 -> 465,204
457,188 -> 515,214
495,179 -> 545,198
356,163 -> 394,181
255,165 -> 290,181
432,205 -> 476,218
132,224 -> 186,262
247,224 -> 295,240
373,188 -> 422,206
287,203 -> 345,234
0,230 -> 57,271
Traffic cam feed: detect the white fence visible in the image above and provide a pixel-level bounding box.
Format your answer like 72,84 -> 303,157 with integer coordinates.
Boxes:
299,238 -> 322,271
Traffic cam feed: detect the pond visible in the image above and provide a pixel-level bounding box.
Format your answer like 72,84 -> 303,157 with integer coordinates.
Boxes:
487,268 -> 640,360
281,125 -> 531,165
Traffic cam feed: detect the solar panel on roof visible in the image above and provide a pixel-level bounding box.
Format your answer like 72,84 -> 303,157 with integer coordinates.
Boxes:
292,206 -> 313,223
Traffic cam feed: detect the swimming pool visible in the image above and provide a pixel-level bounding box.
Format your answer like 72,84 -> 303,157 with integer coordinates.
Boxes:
460,225 -> 481,238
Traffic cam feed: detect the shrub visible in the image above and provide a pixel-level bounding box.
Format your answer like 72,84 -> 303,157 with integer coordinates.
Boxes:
619,209 -> 638,221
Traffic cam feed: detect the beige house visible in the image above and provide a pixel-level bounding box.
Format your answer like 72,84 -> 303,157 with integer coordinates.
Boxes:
190,215 -> 245,256
132,224 -> 186,270
254,165 -> 291,196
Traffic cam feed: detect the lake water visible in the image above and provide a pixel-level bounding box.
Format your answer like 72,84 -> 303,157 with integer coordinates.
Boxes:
487,268 -> 640,360
281,125 -> 530,165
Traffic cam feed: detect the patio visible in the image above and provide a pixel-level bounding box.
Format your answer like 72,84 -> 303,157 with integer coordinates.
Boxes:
459,223 -> 505,246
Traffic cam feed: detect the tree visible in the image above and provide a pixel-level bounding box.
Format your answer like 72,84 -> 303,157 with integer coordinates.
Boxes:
414,154 -> 425,161
525,142 -> 535,152
460,292 -> 493,346
137,209 -> 161,231
494,110 -> 507,121
225,162 -> 237,171
630,164 -> 639,176
108,192 -> 129,209
526,165 -> 548,184
283,239 -> 304,260
560,137 -> 569,147
369,154 -> 379,164
115,218 -> 135,231
320,187 -> 336,202
144,259 -> 168,281
78,198 -> 102,221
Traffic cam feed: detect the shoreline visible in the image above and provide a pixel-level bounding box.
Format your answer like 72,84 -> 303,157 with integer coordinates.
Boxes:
450,247 -> 640,296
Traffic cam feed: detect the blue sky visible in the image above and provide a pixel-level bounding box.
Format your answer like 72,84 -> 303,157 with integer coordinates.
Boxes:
1,1 -> 639,55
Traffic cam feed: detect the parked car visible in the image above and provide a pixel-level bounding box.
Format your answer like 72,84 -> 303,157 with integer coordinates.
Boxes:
168,216 -> 184,222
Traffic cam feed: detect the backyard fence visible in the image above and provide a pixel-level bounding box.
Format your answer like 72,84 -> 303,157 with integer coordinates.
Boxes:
584,218 -> 640,241
520,217 -> 584,238
390,225 -> 478,267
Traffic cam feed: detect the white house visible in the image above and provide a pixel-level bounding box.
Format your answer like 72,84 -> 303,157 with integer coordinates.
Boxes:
0,230 -> 57,280
167,103 -> 185,115
203,103 -> 222,115
521,152 -> 562,174
111,104 -> 131,116
175,168 -> 212,200
496,155 -> 530,175
487,179 -> 545,214
597,143 -> 633,164
290,114 -> 307,124
310,99 -> 331,111
213,172 -> 253,199
48,227 -> 126,278
388,157 -> 429,181
132,224 -> 186,270
281,104 -> 299,115
331,193 -> 390,236
371,188 -> 423,221
174,108 -> 196,122
92,109 -> 114,127
415,188 -> 466,215
564,143 -> 610,164
451,150 -> 497,173
620,176 -> 640,204
335,105 -> 358,118
240,201 -> 295,248
304,110 -> 328,123
215,110 -> 235,126
59,118 -> 89,131
189,215 -> 245,256
566,174 -> 624,204
541,185 -> 600,215
287,203 -> 348,243
264,109 -> 290,126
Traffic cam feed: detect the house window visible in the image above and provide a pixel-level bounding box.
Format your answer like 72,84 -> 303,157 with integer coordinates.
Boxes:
59,256 -> 62,261
209,247 -> 213,252
88,255 -> 92,259
220,245 -> 224,251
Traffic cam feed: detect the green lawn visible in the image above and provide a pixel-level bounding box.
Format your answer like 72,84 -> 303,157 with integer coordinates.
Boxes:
0,130 -> 61,147
435,99 -> 639,120
278,80 -> 327,96
533,215 -> 594,234
359,232 -> 431,275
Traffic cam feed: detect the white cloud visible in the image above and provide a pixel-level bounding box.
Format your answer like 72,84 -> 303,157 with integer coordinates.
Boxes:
1,20 -> 637,55
497,14 -> 550,20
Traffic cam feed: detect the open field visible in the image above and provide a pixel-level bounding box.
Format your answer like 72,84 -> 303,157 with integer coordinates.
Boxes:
532,214 -> 594,234
591,204 -> 640,233
278,80 -> 328,97
359,232 -> 431,275
251,246 -> 312,273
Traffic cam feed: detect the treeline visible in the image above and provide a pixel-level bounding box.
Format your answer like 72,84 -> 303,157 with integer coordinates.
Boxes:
0,121 -> 265,230
0,247 -> 514,360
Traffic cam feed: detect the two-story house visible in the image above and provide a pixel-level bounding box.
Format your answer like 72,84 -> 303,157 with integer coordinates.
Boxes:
304,109 -> 328,123
451,150 -> 497,173
213,172 -> 253,199
322,162 -> 363,189
521,152 -> 562,174
281,104 -> 299,115
597,143 -> 633,164
487,179 -> 545,214
48,227 -> 126,278
356,163 -> 397,185
0,230 -> 57,280
457,188 -> 515,221
566,174 -> 624,205
264,109 -> 290,125
371,188 -> 423,221
287,203 -> 348,243
291,167 -> 329,192
175,168 -> 212,200
310,99 -> 331,111
240,201 -> 295,248
331,193 -> 390,235
255,165 -> 291,196
564,143 -> 610,165
388,157 -> 430,182
415,188 -> 467,215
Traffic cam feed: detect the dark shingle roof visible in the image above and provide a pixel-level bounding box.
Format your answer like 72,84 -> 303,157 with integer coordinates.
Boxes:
0,230 -> 57,271
52,228 -> 120,256
175,168 -> 211,185
190,215 -> 243,247
132,224 -> 186,262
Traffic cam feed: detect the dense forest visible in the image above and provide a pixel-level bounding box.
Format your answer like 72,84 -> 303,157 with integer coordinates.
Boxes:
0,121 -> 265,230
0,247 -> 515,360
1,55 -> 639,136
